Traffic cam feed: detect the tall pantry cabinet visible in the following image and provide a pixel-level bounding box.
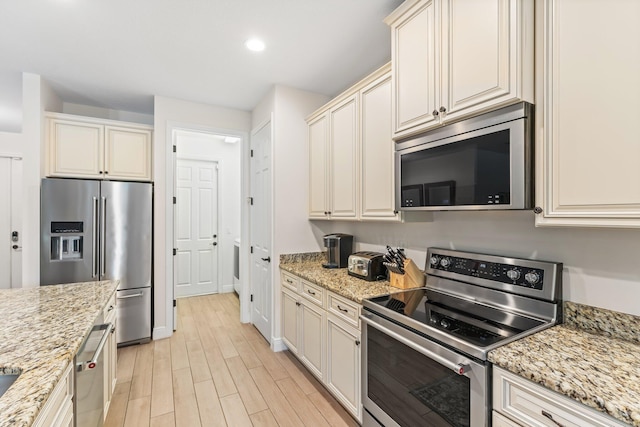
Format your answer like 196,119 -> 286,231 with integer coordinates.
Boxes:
534,0 -> 640,227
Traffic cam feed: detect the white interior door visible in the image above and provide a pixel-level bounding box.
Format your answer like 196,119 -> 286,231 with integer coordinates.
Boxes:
0,157 -> 22,289
250,120 -> 272,342
175,158 -> 219,298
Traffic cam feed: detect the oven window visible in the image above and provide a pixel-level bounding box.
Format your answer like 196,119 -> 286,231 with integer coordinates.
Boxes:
400,129 -> 510,207
367,326 -> 470,427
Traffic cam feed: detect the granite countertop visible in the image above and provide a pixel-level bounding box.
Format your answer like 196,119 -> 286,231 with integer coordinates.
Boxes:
489,301 -> 640,426
0,280 -> 119,427
279,252 -> 407,303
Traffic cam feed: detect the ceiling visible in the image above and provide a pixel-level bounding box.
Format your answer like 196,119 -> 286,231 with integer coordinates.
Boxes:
0,0 -> 403,132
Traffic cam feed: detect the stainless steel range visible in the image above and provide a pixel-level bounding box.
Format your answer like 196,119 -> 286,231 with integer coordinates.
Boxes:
361,248 -> 562,427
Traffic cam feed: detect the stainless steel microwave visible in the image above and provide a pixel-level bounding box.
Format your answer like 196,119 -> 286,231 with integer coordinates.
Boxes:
395,102 -> 533,211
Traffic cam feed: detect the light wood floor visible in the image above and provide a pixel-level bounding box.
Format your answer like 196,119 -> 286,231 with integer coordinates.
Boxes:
104,293 -> 359,427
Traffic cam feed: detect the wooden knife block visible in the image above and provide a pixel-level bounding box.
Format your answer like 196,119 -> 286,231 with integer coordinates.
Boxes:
389,259 -> 425,289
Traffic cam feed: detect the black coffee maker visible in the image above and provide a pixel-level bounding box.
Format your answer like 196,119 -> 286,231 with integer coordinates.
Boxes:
322,233 -> 353,268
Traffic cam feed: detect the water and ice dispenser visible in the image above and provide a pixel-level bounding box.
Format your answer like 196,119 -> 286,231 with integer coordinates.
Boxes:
49,221 -> 84,261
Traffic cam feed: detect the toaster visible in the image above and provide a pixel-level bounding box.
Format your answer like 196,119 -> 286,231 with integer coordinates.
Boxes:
347,251 -> 387,281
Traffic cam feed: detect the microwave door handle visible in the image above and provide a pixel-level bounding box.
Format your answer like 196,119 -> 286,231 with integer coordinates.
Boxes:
361,315 -> 471,376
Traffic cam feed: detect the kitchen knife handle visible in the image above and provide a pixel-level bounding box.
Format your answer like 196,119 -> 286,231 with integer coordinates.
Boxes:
101,197 -> 106,277
92,197 -> 98,278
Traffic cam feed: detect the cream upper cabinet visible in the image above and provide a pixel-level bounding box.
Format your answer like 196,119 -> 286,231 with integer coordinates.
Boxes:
329,95 -> 359,219
534,0 -> 640,228
360,74 -> 399,221
104,126 -> 152,181
46,113 -> 153,182
308,64 -> 399,221
386,0 -> 534,140
308,114 -> 330,219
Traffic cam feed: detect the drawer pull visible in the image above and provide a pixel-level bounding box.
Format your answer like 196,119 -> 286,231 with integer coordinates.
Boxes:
541,410 -> 565,427
286,279 -> 293,284
107,305 -> 115,312
337,305 -> 349,313
307,289 -> 317,296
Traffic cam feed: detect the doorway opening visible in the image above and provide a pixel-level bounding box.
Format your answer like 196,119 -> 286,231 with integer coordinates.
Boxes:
173,129 -> 242,304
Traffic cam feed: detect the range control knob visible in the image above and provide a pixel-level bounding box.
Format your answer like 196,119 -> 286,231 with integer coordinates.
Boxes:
430,256 -> 440,266
440,319 -> 451,329
524,271 -> 540,285
506,269 -> 521,281
440,257 -> 452,268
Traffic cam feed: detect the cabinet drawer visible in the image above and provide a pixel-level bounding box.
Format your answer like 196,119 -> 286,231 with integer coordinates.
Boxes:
281,271 -> 300,292
327,292 -> 360,329
103,291 -> 117,322
493,367 -> 628,427
33,362 -> 73,427
301,280 -> 325,306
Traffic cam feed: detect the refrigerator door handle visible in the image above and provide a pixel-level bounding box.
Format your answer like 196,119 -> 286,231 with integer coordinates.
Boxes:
101,196 -> 106,277
92,197 -> 98,278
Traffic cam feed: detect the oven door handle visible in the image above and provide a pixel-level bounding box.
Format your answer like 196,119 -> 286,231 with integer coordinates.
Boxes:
361,315 -> 471,375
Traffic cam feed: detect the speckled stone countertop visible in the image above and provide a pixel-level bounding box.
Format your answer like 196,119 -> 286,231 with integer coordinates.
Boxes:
489,301 -> 640,426
279,252 -> 405,303
0,280 -> 118,427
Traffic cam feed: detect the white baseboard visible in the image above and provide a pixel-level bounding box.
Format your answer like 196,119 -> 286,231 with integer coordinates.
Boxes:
271,337 -> 287,352
152,326 -> 172,340
221,284 -> 234,293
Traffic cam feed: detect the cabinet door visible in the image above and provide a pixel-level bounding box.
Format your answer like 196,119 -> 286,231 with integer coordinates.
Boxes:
308,114 -> 329,219
299,300 -> 324,380
389,0 -> 439,138
535,0 -> 640,227
326,314 -> 360,420
104,126 -> 153,181
329,95 -> 359,219
360,74 -> 399,221
440,0 -> 533,123
281,288 -> 299,354
48,119 -> 103,178
493,411 -> 523,427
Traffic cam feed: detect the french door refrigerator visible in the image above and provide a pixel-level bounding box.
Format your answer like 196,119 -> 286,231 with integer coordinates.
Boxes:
41,178 -> 152,345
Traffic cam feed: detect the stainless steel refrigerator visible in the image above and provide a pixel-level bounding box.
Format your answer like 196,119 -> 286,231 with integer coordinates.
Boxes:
41,178 -> 152,345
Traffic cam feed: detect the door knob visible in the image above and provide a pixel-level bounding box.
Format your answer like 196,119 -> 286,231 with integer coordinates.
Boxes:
212,242 -> 218,246
261,257 -> 271,263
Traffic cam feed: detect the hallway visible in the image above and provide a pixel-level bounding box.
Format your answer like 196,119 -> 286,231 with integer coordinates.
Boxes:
104,293 -> 358,427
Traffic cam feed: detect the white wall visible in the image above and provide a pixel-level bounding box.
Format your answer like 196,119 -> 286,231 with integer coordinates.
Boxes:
175,130 -> 241,292
312,210 -> 640,316
252,85 -> 329,345
62,102 -> 153,125
153,95 -> 251,340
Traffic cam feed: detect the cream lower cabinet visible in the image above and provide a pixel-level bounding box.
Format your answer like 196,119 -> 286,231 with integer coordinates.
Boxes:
534,0 -> 640,228
46,113 -> 153,181
308,63 -> 399,222
280,271 -> 362,422
326,313 -> 361,421
385,0 -> 534,140
33,362 -> 74,427
493,366 -> 628,427
103,291 -> 117,419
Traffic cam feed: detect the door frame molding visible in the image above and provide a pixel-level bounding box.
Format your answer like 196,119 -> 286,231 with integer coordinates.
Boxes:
162,121 -> 249,336
175,156 -> 222,297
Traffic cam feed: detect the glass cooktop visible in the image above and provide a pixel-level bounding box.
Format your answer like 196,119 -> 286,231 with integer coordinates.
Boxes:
367,288 -> 544,349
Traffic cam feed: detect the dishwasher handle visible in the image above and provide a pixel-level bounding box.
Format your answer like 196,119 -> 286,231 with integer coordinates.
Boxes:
77,323 -> 112,371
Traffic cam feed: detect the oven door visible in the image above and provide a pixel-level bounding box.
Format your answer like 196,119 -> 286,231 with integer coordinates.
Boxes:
361,311 -> 489,427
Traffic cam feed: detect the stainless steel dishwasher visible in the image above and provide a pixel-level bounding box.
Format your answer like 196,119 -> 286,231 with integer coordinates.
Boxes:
75,316 -> 111,427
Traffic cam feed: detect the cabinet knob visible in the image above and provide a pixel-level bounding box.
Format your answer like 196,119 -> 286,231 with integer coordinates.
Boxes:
295,302 -> 301,307
432,109 -> 439,117
104,171 -> 109,174
393,210 -> 399,215
327,211 -> 331,215
355,340 -> 360,346
439,106 -> 447,113
99,171 -> 103,174
533,206 -> 543,214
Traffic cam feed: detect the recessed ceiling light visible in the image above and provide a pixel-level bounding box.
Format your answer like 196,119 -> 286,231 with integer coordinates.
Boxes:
245,39 -> 265,52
